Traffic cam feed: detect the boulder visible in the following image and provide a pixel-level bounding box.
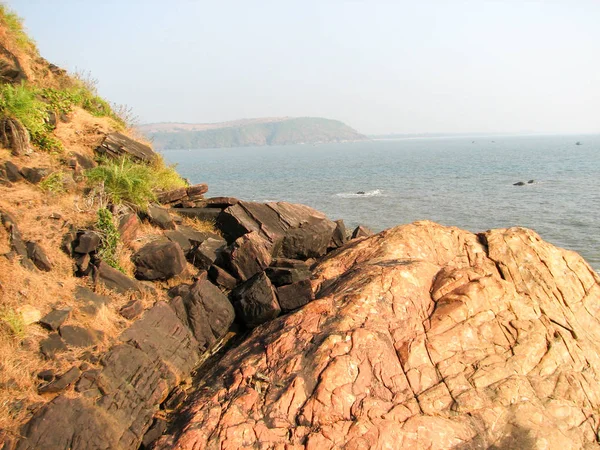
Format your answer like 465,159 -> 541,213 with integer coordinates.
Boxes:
94,261 -> 140,294
265,266 -> 311,287
74,253 -> 91,276
59,325 -> 99,348
26,241 -> 52,271
0,116 -> 30,156
133,239 -> 186,281
119,299 -> 144,320
146,205 -> 175,230
118,212 -> 141,244
276,279 -> 314,312
4,161 -> 23,182
178,225 -> 221,246
157,187 -> 187,204
271,257 -> 311,270
173,207 -> 221,221
351,224 -> 373,239
96,132 -> 156,163
39,333 -> 67,358
155,221 -> 600,449
164,229 -> 193,255
220,231 -> 272,281
231,271 -> 280,328
20,167 -> 49,184
73,231 -> 101,254
39,309 -> 70,331
186,184 -> 208,197
216,201 -> 336,259
203,196 -> 239,208
38,366 -> 81,394
169,272 -> 235,351
208,265 -> 238,291
329,219 -> 348,249
189,237 -> 226,271
73,286 -> 110,316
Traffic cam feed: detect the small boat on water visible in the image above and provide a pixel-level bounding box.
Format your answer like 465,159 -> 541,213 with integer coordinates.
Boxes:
576,141 -> 582,145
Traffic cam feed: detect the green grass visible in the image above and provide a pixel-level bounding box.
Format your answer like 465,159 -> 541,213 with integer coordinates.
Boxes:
95,208 -> 122,271
39,171 -> 66,194
0,309 -> 26,339
0,4 -> 37,52
85,156 -> 186,209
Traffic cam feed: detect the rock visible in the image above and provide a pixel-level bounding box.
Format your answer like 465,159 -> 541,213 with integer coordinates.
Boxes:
329,219 -> 348,249
271,258 -> 311,270
133,239 -> 186,281
208,265 -> 238,290
119,299 -> 144,320
217,201 -> 336,259
38,366 -> 81,394
164,229 -> 193,255
0,117 -> 30,156
36,370 -> 55,382
231,271 -> 280,328
186,184 -> 208,197
17,305 -> 41,325
173,207 -> 221,221
59,325 -> 99,348
203,196 -> 239,208
141,418 -> 168,449
159,221 -> 600,449
118,212 -> 140,244
265,266 -> 311,287
189,237 -> 226,270
74,231 -> 101,254
74,253 -> 91,276
25,241 -> 52,271
167,284 -> 191,299
94,260 -> 140,294
4,161 -> 23,182
513,181 -> 526,186
351,224 -> 373,238
146,205 -> 175,230
39,333 -> 67,358
221,231 -> 272,281
60,228 -> 77,256
170,272 -> 235,351
276,279 -> 314,312
38,309 -> 70,331
73,286 -> 110,315
178,225 -> 221,244
71,152 -> 96,170
157,187 -> 187,204
528,179 -> 535,184
74,369 -> 100,395
96,132 -> 156,163
20,167 -> 49,184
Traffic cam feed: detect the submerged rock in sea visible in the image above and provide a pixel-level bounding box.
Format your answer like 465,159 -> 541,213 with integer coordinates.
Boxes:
155,221 -> 600,449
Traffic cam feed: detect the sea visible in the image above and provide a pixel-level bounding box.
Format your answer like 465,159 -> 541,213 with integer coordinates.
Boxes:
161,134 -> 600,272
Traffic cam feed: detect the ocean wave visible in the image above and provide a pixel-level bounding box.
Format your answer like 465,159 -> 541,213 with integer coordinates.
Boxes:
335,189 -> 384,198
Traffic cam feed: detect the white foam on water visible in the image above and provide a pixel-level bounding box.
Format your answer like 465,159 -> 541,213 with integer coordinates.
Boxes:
335,189 -> 384,198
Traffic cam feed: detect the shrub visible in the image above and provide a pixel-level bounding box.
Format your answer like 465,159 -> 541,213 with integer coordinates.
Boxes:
95,208 -> 122,270
85,156 -> 186,209
39,171 -> 65,194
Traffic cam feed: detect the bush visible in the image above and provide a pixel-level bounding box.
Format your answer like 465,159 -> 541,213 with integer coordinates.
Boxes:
95,208 -> 122,270
39,171 -> 66,194
85,156 -> 186,209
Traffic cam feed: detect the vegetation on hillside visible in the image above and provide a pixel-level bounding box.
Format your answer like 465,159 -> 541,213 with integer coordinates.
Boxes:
142,117 -> 368,149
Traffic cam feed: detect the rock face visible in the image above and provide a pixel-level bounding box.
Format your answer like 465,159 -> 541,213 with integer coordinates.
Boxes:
155,221 -> 600,449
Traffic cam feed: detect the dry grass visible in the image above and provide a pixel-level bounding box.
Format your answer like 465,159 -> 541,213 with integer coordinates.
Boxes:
181,216 -> 221,236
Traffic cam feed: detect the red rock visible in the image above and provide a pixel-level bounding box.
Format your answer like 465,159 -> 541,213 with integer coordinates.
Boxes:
155,221 -> 600,449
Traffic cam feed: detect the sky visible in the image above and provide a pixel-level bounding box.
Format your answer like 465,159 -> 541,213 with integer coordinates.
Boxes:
8,0 -> 600,135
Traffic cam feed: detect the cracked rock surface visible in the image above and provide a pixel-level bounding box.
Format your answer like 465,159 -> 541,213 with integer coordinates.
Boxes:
155,221 -> 600,449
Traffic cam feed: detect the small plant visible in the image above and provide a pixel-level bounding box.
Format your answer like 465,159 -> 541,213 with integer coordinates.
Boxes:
0,309 -> 26,339
95,208 -> 122,271
85,156 -> 186,209
39,171 -> 65,194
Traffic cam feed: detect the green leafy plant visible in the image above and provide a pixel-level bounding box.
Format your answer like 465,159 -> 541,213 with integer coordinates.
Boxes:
95,208 -> 122,270
85,156 -> 186,209
39,171 -> 65,194
0,309 -> 26,339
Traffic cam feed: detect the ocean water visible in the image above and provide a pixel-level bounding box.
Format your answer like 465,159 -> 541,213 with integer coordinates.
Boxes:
162,134 -> 600,271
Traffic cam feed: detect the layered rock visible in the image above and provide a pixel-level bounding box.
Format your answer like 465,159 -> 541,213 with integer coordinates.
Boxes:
154,221 -> 600,449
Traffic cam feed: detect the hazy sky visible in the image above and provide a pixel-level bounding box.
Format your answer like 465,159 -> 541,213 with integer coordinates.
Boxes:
8,0 -> 600,134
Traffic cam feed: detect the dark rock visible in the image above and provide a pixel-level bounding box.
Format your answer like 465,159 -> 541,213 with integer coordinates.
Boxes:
20,167 -> 49,184
173,207 -> 220,221
141,418 -> 168,449
36,370 -> 55,382
74,369 -> 100,394
178,225 -> 220,245
231,271 -> 280,328
39,309 -> 70,331
329,219 -> 348,249
3,217 -> 35,270
164,229 -> 192,255
4,161 -> 23,182
38,366 -> 81,394
276,279 -> 314,312
133,239 -> 186,281
351,225 -> 373,239
25,241 -> 52,271
73,286 -> 110,315
513,181 -> 526,186
203,196 -> 239,208
94,260 -> 140,294
271,258 -> 311,270
0,117 -> 30,156
73,231 -> 101,254
39,333 -> 67,358
217,201 -> 336,259
96,132 -> 156,163
186,184 -> 209,197
189,237 -> 226,270
528,179 -> 535,184
119,299 -> 144,320
60,228 -> 77,256
221,231 -> 272,281
118,212 -> 140,244
59,325 -> 99,348
146,205 -> 175,230
208,265 -> 238,290
265,266 -> 311,287
74,253 -> 91,276
71,152 -> 96,170
157,187 -> 187,204
162,385 -> 187,411
167,284 -> 191,299
16,395 -> 120,450
172,272 -> 235,351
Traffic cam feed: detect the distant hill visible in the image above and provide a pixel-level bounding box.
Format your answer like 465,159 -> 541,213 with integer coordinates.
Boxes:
138,117 -> 368,149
